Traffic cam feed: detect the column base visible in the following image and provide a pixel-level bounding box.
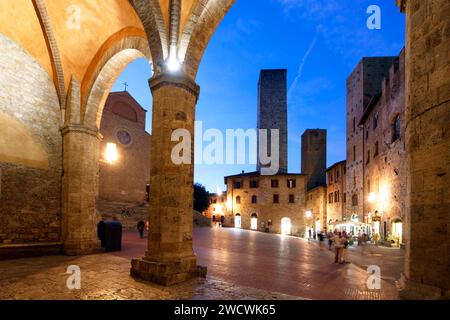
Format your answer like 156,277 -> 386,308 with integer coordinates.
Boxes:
63,239 -> 103,256
398,273 -> 449,300
130,255 -> 207,286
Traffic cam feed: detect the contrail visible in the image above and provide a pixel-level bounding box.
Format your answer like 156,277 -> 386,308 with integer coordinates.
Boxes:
288,30 -> 320,98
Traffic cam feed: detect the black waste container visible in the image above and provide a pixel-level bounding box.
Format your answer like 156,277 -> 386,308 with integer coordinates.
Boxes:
97,221 -> 122,252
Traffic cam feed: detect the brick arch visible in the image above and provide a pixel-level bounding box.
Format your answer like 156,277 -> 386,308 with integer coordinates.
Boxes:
181,0 -> 236,79
82,33 -> 151,129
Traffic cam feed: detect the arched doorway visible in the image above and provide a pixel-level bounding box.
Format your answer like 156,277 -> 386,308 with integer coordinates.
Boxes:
250,213 -> 258,231
235,213 -> 241,229
281,217 -> 292,236
391,218 -> 403,247
61,34 -> 152,255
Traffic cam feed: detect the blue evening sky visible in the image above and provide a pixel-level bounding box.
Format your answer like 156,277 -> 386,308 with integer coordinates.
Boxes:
112,0 -> 405,193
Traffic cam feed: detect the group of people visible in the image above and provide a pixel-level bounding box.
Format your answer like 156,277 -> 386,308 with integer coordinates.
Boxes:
327,230 -> 350,264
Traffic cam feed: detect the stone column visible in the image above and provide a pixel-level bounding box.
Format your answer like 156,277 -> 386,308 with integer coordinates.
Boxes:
131,72 -> 206,286
61,124 -> 102,255
398,0 -> 450,299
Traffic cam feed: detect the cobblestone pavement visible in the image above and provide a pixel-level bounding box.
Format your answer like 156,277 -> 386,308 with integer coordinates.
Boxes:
0,227 -> 403,300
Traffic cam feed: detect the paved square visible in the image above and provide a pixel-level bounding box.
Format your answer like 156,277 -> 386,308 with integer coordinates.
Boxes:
0,228 -> 403,300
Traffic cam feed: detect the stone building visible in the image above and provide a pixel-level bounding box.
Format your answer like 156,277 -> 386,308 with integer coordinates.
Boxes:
98,91 -> 151,204
326,160 -> 347,228
224,172 -> 307,236
257,69 -> 288,174
345,55 -> 399,223
203,193 -> 226,222
223,70 -> 316,237
358,50 -> 406,245
305,185 -> 327,236
302,129 -> 327,191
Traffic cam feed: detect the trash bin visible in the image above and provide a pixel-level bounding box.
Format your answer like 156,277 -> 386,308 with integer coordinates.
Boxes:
97,221 -> 122,252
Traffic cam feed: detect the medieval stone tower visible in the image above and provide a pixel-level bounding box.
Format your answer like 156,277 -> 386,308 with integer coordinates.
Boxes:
301,129 -> 327,191
257,69 -> 288,174
345,56 -> 398,219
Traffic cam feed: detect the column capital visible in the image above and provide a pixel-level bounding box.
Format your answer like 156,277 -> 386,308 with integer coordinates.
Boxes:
149,72 -> 200,102
396,0 -> 407,13
61,124 -> 101,139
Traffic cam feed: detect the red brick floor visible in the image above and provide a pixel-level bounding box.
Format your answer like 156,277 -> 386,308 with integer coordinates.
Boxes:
115,227 -> 402,300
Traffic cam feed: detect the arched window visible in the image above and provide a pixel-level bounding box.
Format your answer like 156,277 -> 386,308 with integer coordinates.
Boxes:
252,195 -> 257,204
392,115 -> 401,142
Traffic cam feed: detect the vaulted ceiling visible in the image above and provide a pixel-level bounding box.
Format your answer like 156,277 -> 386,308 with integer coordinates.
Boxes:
0,0 -> 235,109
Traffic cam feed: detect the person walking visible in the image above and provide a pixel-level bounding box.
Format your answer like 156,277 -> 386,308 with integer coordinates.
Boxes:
327,231 -> 334,251
318,231 -> 325,251
137,220 -> 145,239
341,231 -> 349,263
334,232 -> 342,263
308,228 -> 312,242
220,215 -> 225,228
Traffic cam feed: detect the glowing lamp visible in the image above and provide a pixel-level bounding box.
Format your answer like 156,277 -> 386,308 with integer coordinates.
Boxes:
368,192 -> 378,203
105,143 -> 118,164
305,211 -> 313,219
167,55 -> 181,72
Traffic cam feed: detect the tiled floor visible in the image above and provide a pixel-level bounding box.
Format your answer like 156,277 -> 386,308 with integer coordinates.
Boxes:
0,227 -> 403,300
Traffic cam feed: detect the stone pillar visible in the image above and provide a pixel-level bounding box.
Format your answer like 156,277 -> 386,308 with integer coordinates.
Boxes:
131,72 -> 206,286
61,124 -> 102,255
398,0 -> 450,299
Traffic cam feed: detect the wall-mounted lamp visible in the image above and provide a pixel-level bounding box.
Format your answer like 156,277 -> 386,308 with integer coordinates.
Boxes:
305,210 -> 313,219
105,142 -> 118,164
368,192 -> 378,203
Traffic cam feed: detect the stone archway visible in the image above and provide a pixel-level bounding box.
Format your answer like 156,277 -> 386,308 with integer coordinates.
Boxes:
61,34 -> 152,256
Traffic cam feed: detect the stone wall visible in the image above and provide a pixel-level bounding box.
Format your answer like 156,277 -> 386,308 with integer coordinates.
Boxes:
0,33 -> 62,245
326,161 -> 346,226
345,56 -> 398,221
306,186 -> 327,233
362,50 -> 406,244
400,0 -> 450,299
98,92 -> 151,203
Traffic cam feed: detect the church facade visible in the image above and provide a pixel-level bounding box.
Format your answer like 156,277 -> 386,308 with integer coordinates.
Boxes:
98,91 -> 151,204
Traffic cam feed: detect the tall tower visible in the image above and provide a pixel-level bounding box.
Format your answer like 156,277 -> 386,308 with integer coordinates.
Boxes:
345,56 -> 398,220
257,69 -> 288,174
301,129 -> 327,190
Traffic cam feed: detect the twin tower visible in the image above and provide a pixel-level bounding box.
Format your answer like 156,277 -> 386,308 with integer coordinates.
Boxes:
256,69 -> 326,190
